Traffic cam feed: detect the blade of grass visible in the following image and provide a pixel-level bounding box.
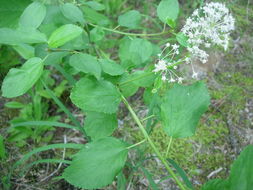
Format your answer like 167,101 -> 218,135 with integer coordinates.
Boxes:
51,64 -> 76,86
21,159 -> 72,176
167,158 -> 194,189
8,121 -> 80,131
40,79 -> 89,140
140,166 -> 159,190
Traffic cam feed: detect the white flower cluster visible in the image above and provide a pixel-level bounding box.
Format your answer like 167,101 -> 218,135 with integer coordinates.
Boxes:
182,2 -> 235,64
153,43 -> 184,83
153,2 -> 235,83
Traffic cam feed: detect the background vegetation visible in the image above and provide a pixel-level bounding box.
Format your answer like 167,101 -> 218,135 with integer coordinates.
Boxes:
0,0 -> 252,189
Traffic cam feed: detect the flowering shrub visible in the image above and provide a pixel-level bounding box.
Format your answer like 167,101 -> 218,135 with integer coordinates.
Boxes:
1,0 -> 252,190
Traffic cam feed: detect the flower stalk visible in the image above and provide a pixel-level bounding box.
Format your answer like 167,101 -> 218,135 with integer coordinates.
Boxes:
121,94 -> 187,190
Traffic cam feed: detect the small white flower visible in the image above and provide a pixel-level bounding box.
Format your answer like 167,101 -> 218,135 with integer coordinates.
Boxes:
181,2 -> 235,63
178,77 -> 183,84
165,43 -> 170,47
172,44 -> 179,50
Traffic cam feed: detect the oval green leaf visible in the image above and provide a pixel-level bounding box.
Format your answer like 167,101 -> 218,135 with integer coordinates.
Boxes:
60,3 -> 85,23
118,10 -> 142,29
84,112 -> 118,140
48,24 -> 83,48
2,57 -> 44,98
157,0 -> 179,23
99,59 -> 125,76
63,137 -> 128,189
70,78 -> 121,113
19,1 -> 46,28
69,53 -> 101,79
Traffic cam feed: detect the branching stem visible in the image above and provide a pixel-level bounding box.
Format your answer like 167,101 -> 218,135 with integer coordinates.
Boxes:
121,94 -> 187,190
88,23 -> 169,37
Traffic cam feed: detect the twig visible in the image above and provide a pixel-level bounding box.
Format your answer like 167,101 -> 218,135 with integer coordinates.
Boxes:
39,135 -> 67,182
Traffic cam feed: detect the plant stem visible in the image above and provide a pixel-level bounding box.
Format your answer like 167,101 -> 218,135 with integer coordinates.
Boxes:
141,114 -> 155,122
88,23 -> 169,37
166,136 -> 173,157
127,139 -> 146,149
119,72 -> 154,86
121,94 -> 187,190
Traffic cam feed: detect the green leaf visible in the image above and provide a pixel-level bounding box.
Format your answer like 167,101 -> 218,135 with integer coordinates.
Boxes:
63,137 -> 128,189
0,28 -> 47,45
119,73 -> 139,97
82,6 -> 110,26
118,10 -> 142,29
13,43 -> 35,59
229,145 -> 253,190
83,1 -> 105,11
140,166 -> 159,190
19,1 -> 46,29
13,143 -> 83,170
48,24 -> 83,48
0,0 -> 30,28
70,78 -> 121,113
117,171 -> 127,190
69,53 -> 101,79
5,101 -> 25,109
201,179 -> 229,190
130,70 -> 155,87
167,158 -> 194,189
161,82 -> 210,138
176,32 -> 188,47
84,112 -> 118,140
90,27 -> 105,42
119,38 -> 153,68
60,3 -> 85,24
157,0 -> 179,23
0,135 -> 6,159
2,57 -> 44,98
99,59 -> 125,76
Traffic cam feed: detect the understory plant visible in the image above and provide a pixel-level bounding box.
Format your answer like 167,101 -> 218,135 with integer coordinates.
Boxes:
0,0 -> 252,189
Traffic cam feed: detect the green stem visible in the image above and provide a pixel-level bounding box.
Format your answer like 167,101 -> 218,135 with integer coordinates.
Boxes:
166,136 -> 173,157
142,114 -> 155,122
88,23 -> 169,37
119,72 -> 153,86
121,94 -> 187,190
127,139 -> 146,149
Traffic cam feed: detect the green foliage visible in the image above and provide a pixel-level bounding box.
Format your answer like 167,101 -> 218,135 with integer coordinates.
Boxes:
70,78 -> 121,113
69,53 -> 101,79
19,1 -> 46,29
202,145 -> 253,190
176,32 -> 188,47
0,28 -> 47,45
48,24 -> 83,48
84,112 -> 118,140
60,3 -> 85,24
2,57 -> 44,98
0,1 -> 250,190
157,0 -> 179,25
63,137 -> 128,189
0,0 -> 30,28
0,135 -> 6,159
118,10 -> 142,29
161,82 -> 210,138
99,59 -> 125,76
119,37 -> 153,68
